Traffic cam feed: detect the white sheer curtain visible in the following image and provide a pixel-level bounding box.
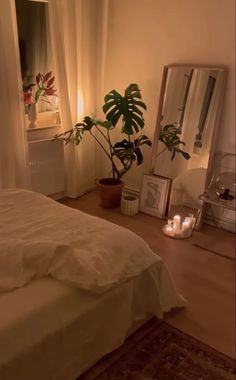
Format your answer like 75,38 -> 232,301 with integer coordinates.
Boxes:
48,0 -> 108,197
0,0 -> 29,189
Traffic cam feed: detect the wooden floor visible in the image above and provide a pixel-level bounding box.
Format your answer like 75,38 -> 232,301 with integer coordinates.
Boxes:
60,190 -> 236,359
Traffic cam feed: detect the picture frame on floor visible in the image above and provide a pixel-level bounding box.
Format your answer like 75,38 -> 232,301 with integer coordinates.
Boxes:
140,174 -> 172,218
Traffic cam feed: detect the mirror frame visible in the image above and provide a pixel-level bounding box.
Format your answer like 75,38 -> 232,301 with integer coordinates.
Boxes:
151,64 -> 227,228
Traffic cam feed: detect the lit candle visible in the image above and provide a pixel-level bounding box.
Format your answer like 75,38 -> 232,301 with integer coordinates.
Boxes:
182,221 -> 190,232
191,216 -> 196,228
173,215 -> 181,233
184,217 -> 192,228
186,215 -> 196,228
163,225 -> 174,237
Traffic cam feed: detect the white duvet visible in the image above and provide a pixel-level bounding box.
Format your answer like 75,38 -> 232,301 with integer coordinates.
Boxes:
0,189 -> 166,293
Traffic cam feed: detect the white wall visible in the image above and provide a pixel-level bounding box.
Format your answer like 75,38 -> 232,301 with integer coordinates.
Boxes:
103,0 -> 235,191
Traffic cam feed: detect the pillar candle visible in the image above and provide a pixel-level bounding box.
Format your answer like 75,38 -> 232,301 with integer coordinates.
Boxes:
184,216 -> 192,228
182,221 -> 190,231
173,215 -> 181,233
164,225 -> 174,237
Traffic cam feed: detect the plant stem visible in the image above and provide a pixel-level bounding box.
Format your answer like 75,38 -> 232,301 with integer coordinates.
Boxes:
94,124 -> 120,179
89,130 -> 119,179
107,128 -> 116,179
118,158 -> 132,178
95,124 -> 111,145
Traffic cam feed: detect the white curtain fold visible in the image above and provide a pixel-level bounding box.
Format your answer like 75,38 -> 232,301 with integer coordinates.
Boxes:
48,0 -> 108,197
0,0 -> 29,190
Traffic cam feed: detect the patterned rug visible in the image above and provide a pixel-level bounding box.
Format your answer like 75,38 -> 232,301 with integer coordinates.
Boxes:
78,318 -> 235,380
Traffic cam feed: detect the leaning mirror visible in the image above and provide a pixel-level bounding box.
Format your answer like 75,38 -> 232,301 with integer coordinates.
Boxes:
151,64 -> 226,223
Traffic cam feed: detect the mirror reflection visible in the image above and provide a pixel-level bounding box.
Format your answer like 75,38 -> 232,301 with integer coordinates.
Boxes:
152,65 -> 226,217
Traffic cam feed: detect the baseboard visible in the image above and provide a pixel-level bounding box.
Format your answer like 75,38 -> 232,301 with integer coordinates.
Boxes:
123,186 -> 141,197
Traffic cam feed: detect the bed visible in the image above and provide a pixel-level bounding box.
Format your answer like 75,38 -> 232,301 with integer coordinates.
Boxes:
0,189 -> 186,380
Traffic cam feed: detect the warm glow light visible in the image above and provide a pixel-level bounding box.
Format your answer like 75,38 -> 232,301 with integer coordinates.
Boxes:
77,90 -> 84,119
182,221 -> 190,231
163,214 -> 196,239
163,225 -> 174,237
173,215 -> 181,233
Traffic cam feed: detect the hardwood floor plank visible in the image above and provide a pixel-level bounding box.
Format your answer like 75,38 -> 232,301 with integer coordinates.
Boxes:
60,190 -> 236,359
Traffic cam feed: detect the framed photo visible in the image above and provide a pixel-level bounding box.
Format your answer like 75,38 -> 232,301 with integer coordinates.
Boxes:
140,174 -> 172,218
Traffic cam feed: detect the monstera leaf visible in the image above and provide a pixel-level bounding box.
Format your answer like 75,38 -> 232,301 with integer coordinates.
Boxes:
102,83 -> 146,135
70,116 -> 94,144
159,124 -> 191,161
113,135 -> 152,177
56,116 -> 95,145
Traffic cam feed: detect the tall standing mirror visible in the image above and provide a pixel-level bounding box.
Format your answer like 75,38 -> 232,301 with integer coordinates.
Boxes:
151,65 -> 226,221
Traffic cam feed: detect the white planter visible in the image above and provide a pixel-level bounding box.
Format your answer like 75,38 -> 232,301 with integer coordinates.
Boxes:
121,195 -> 139,216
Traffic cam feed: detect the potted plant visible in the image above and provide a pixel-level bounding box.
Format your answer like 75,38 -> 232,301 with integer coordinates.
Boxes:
55,83 -> 152,208
55,84 -> 191,208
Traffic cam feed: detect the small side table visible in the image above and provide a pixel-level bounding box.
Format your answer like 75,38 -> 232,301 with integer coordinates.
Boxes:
199,189 -> 235,227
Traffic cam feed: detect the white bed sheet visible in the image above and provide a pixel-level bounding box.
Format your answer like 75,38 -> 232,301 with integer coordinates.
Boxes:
0,189 -> 186,379
0,189 -> 162,293
0,263 -> 185,380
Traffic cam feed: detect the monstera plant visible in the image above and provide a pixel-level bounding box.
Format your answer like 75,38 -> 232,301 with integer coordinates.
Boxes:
55,84 -> 190,208
56,83 -> 151,179
55,83 -> 152,207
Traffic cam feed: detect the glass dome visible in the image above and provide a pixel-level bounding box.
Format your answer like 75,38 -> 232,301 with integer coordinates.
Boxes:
215,171 -> 235,200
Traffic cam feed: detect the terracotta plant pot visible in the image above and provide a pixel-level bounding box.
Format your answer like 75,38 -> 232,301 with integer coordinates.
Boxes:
97,178 -> 124,208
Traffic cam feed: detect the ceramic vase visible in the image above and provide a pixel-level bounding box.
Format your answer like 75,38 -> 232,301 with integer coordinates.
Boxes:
28,103 -> 38,128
